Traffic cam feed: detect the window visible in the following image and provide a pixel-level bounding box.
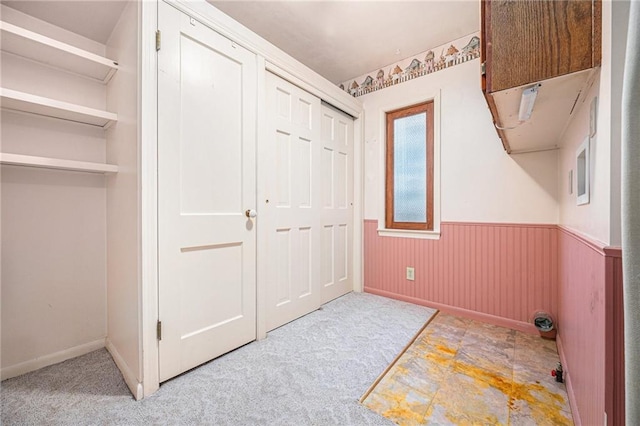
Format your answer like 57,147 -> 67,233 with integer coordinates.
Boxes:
385,101 -> 434,230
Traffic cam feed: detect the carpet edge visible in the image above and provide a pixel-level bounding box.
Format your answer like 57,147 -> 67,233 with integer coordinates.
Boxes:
358,310 -> 440,403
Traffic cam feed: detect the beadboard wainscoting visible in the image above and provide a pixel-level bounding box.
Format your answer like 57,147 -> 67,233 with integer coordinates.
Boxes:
363,220 -> 625,426
604,248 -> 625,426
363,220 -> 559,333
557,226 -> 624,426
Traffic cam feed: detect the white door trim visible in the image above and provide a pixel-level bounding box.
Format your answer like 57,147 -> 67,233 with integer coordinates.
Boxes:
256,57 -> 268,340
140,0 -> 159,398
353,111 -> 365,293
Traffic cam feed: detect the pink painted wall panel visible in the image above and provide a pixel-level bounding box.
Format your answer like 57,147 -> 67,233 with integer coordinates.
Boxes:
556,229 -> 624,426
557,228 -> 607,426
605,248 -> 625,426
363,220 -> 558,329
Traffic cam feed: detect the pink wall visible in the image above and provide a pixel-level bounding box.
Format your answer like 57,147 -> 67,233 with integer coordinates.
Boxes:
556,226 -> 624,426
557,227 -> 606,426
364,220 -> 558,332
604,247 -> 624,426
364,221 -> 625,425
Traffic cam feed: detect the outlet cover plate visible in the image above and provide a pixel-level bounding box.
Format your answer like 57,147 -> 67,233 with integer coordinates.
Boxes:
406,267 -> 415,281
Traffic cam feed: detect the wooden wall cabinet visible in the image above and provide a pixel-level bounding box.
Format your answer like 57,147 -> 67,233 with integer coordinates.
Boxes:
481,0 -> 601,153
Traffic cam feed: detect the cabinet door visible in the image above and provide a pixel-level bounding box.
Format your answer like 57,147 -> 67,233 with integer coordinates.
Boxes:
484,0 -> 597,93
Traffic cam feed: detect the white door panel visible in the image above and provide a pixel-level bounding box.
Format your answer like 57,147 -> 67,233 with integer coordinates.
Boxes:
263,74 -> 354,330
158,3 -> 257,382
320,104 -> 354,303
264,73 -> 322,331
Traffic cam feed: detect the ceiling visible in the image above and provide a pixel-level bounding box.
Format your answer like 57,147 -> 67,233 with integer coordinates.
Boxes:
2,0 -> 480,85
209,1 -> 480,84
2,0 -> 128,44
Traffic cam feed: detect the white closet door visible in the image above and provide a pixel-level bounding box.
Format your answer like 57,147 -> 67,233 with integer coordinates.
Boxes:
263,73 -> 322,331
157,3 -> 257,382
320,104 -> 354,303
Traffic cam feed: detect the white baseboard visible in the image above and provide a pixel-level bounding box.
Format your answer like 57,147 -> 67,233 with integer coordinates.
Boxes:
1,338 -> 106,381
105,339 -> 143,400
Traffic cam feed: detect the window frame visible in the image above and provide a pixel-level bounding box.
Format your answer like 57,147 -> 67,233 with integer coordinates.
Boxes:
377,91 -> 441,240
385,101 -> 435,231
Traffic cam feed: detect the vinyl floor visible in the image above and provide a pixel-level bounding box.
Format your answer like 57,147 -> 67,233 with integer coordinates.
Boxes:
362,312 -> 573,426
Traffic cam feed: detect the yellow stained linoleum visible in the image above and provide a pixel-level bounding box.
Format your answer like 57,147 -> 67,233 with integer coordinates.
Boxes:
362,312 -> 573,426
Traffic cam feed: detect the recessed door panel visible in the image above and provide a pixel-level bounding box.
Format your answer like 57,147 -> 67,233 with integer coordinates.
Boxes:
335,152 -> 347,209
322,147 -> 334,208
179,36 -> 242,215
276,131 -> 291,207
322,225 -> 334,287
276,229 -> 292,306
322,113 -> 334,140
337,119 -> 348,145
298,99 -> 312,130
295,137 -> 312,208
276,88 -> 291,119
298,228 -> 312,297
336,224 -> 348,281
179,244 -> 243,337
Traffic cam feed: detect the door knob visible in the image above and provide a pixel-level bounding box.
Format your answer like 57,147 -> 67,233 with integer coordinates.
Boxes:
245,209 -> 257,218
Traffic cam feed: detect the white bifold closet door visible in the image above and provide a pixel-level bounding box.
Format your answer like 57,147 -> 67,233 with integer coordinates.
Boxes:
157,3 -> 257,382
263,73 -> 353,332
319,103 -> 354,304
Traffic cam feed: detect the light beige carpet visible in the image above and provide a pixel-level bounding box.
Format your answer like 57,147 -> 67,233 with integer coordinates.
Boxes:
2,292 -> 437,425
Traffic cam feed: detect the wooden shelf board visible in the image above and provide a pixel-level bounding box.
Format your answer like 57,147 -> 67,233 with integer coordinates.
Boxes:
0,153 -> 118,174
1,88 -> 117,128
0,21 -> 118,83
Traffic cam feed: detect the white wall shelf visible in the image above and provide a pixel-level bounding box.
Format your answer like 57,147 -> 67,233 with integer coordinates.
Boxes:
1,88 -> 118,128
0,21 -> 118,83
0,153 -> 118,174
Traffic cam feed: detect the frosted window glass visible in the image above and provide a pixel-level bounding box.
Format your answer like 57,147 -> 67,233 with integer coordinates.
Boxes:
393,112 -> 426,222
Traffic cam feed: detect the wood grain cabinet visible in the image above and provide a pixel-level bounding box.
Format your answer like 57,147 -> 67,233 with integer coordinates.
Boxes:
481,0 -> 601,153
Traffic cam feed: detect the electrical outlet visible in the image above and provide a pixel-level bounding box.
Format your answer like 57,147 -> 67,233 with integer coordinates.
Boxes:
406,267 -> 415,281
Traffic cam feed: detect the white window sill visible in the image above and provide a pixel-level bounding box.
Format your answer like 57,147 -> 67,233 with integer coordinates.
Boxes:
377,228 -> 441,240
